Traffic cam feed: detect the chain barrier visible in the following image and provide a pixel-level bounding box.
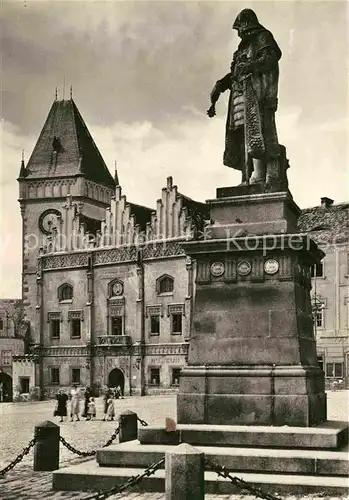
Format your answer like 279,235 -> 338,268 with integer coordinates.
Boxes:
205,459 -> 282,500
81,456 -> 165,500
0,437 -> 37,476
137,416 -> 148,427
59,427 -> 120,457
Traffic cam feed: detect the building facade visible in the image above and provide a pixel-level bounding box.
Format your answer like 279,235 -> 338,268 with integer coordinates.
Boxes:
10,97 -> 349,399
299,198 -> 349,389
0,299 -> 26,401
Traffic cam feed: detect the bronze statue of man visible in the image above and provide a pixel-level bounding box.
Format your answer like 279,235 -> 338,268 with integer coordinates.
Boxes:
208,9 -> 287,191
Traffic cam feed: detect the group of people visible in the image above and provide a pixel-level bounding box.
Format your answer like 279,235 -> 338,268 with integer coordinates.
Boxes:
54,385 -> 121,423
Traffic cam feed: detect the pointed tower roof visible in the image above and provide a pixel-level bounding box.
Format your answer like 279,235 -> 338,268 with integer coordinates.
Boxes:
23,98 -> 115,189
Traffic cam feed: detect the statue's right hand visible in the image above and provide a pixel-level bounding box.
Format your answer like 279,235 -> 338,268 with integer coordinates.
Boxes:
207,104 -> 216,118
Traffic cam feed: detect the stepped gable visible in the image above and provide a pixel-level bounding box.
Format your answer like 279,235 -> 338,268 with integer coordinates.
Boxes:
145,177 -> 210,241
22,98 -> 115,189
99,186 -> 153,246
298,200 -> 349,244
43,178 -> 211,253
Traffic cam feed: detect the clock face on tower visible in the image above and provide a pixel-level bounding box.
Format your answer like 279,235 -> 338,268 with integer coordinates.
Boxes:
38,209 -> 61,235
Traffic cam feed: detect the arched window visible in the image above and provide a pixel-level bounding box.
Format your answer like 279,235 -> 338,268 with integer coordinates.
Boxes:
58,283 -> 73,302
156,274 -> 174,295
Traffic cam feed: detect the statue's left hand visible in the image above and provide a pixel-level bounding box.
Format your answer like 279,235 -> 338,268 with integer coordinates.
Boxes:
207,104 -> 216,118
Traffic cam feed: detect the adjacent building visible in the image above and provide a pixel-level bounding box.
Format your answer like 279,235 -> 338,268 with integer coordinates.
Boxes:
7,97 -> 348,400
0,299 -> 26,401
299,198 -> 349,387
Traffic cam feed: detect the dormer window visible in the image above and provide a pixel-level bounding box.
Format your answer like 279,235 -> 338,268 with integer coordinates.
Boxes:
156,274 -> 174,295
52,136 -> 63,153
58,283 -> 73,302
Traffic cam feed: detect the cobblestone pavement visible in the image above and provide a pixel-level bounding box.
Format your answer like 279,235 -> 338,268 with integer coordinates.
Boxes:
0,391 -> 348,499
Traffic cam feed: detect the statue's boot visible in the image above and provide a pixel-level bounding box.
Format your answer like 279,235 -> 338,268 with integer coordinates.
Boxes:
238,170 -> 249,186
249,159 -> 265,184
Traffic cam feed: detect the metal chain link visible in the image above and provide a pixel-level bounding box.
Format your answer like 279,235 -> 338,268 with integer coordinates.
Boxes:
205,459 -> 282,500
0,437 -> 37,476
137,416 -> 148,427
59,427 -> 119,457
81,456 -> 165,500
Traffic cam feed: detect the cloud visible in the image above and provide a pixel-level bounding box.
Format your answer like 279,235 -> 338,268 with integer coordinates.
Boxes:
3,1 -> 347,134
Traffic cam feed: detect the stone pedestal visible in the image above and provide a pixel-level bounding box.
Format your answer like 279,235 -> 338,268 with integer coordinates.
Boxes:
177,189 -> 327,427
119,410 -> 138,443
34,420 -> 60,471
165,443 -> 204,500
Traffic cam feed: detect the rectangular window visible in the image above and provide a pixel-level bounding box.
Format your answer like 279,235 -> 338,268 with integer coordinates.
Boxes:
311,262 -> 324,278
334,363 -> 343,378
171,368 -> 181,386
316,310 -> 323,327
50,367 -> 60,385
171,313 -> 182,335
150,315 -> 160,335
71,319 -> 81,339
0,318 -> 4,331
111,316 -> 123,335
313,309 -> 324,328
51,319 -> 60,339
71,368 -> 81,384
19,377 -> 30,394
1,350 -> 12,365
149,368 -> 160,386
326,362 -> 344,378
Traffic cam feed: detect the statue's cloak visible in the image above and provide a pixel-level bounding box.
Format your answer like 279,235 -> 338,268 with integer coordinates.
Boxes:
218,26 -> 282,172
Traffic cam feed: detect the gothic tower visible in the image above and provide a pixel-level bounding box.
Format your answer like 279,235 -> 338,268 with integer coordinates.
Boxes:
18,96 -> 115,346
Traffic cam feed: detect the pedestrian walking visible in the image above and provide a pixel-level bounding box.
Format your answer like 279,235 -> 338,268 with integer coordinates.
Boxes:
87,396 -> 96,420
106,397 -> 115,421
54,389 -> 68,422
102,387 -> 112,421
116,384 -> 124,399
82,386 -> 92,418
70,384 -> 81,421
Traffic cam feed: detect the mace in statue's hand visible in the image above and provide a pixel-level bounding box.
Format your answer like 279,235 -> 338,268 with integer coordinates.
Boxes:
207,104 -> 216,118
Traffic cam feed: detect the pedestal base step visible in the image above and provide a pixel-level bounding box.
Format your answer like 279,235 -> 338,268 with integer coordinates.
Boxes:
96,440 -> 349,476
52,459 -> 349,496
139,421 -> 348,450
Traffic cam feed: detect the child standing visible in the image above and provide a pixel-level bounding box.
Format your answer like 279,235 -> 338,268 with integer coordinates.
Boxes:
106,397 -> 115,421
87,396 -> 96,421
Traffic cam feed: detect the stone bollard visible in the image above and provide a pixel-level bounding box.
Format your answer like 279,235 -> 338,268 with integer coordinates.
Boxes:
33,421 -> 60,471
165,443 -> 204,500
118,410 -> 138,443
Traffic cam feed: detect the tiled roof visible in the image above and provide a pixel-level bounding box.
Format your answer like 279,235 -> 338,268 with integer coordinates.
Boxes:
179,193 -> 210,234
298,202 -> 349,244
22,99 -> 115,189
129,203 -> 153,231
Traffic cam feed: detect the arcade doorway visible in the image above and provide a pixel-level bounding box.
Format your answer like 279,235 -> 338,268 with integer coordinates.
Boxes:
0,372 -> 12,402
108,368 -> 125,396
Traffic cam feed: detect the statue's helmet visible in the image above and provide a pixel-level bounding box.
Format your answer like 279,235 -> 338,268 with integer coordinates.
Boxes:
233,9 -> 260,34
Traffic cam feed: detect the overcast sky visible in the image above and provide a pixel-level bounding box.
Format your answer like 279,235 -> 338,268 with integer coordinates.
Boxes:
1,0 -> 348,298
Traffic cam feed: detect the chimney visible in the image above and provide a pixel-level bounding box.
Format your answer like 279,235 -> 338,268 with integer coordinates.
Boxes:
321,197 -> 334,208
